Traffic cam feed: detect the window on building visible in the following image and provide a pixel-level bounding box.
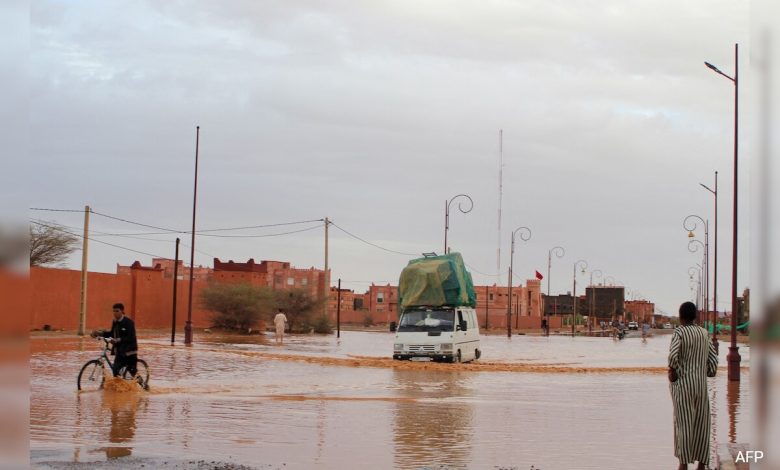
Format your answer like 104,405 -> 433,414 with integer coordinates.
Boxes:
489,293 -> 494,301
287,277 -> 294,286
377,292 -> 384,303
301,278 -> 308,286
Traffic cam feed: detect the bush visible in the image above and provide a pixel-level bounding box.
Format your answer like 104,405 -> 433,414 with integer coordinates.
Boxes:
311,314 -> 333,334
274,288 -> 325,333
201,282 -> 274,332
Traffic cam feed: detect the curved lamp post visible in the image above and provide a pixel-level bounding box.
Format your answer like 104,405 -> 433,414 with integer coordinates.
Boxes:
689,266 -> 702,309
507,226 -> 532,338
572,259 -> 588,336
444,194 -> 473,254
688,237 -> 710,332
700,172 -> 719,352
545,246 -> 564,337
705,43 -> 740,380
547,246 -> 565,296
604,275 -> 615,286
684,214 -> 710,329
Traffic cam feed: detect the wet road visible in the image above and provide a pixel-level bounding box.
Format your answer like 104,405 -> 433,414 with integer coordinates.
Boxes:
30,331 -> 751,469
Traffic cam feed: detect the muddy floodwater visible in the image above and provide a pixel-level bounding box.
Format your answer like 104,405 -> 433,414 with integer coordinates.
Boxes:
30,330 -> 751,469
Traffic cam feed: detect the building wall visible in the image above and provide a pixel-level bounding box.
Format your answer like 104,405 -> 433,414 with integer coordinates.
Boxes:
625,300 -> 655,323
30,266 -> 214,331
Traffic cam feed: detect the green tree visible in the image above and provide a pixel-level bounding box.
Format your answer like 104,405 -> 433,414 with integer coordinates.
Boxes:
201,282 -> 275,331
274,288 -> 326,333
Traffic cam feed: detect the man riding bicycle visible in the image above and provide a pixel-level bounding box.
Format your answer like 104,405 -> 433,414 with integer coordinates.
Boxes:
91,303 -> 138,377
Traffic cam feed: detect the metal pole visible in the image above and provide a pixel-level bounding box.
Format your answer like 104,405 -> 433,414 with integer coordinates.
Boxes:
727,43 -> 741,381
324,217 -> 329,317
572,263 -> 576,336
444,200 -> 448,254
78,205 -> 90,336
336,278 -> 341,339
185,126 -> 199,345
171,237 -> 179,345
507,234 -> 514,338
713,172 -> 719,351
484,285 -> 489,330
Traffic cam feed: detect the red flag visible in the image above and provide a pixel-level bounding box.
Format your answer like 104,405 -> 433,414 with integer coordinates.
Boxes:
535,270 -> 544,280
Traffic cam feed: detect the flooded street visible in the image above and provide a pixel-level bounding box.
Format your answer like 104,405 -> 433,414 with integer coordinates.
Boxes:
31,331 -> 751,469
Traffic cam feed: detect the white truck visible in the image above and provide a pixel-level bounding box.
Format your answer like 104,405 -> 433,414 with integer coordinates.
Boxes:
392,306 -> 481,363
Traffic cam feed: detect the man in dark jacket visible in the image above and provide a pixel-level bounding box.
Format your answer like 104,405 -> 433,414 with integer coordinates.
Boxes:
91,303 -> 138,377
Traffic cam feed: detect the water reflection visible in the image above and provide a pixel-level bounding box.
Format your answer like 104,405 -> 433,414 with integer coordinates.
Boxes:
392,370 -> 473,469
101,392 -> 141,458
727,379 -> 740,444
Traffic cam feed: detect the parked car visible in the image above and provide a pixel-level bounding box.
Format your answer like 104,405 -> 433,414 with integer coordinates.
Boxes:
628,321 -> 639,330
664,322 -> 673,329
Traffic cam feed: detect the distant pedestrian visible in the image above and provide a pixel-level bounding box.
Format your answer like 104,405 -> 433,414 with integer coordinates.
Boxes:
273,309 -> 288,344
668,301 -> 718,470
641,322 -> 650,341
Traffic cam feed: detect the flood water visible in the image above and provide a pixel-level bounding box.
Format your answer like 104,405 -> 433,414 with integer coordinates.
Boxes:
30,330 -> 751,469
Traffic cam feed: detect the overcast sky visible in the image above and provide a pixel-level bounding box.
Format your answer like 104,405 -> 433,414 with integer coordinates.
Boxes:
25,0 -> 767,316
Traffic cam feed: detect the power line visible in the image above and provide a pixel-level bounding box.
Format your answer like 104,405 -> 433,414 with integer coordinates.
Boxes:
90,210 -> 181,233
329,221 -> 418,256
29,207 -> 85,213
30,220 -> 166,259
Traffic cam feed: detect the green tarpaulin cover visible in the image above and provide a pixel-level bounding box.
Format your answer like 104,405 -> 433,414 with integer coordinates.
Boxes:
398,252 -> 476,310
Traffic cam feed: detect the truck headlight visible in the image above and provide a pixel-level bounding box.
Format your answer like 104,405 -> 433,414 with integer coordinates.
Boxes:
440,343 -> 453,351
394,343 -> 404,351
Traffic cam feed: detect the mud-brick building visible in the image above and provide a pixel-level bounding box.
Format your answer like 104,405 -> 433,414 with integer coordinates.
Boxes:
211,258 -> 329,299
624,300 -> 655,323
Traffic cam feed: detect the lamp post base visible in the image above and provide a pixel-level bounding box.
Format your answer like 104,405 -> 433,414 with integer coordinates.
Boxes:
727,346 -> 741,381
184,321 -> 193,345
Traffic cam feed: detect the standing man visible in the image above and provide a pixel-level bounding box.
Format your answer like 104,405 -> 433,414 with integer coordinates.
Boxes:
273,309 -> 288,344
668,301 -> 718,470
91,303 -> 138,377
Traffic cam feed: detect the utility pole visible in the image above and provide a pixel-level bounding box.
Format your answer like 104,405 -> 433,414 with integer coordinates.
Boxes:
171,237 -> 180,345
484,285 -> 489,330
78,205 -> 90,336
185,126 -> 200,345
336,278 -> 341,338
324,217 -> 329,317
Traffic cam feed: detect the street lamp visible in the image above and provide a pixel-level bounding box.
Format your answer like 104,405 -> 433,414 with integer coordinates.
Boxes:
604,276 -> 615,286
700,171 -> 719,351
688,266 -> 702,311
705,43 -> 740,380
444,194 -> 473,254
684,214 -> 709,328
507,226 -> 532,338
546,246 -> 565,337
572,259 -> 588,336
589,269 -> 602,332
547,246 -> 565,296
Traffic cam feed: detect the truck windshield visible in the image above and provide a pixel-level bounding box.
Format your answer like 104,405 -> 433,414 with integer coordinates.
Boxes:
397,310 -> 455,332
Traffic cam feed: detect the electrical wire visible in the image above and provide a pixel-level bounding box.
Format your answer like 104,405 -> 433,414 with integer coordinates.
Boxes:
30,220 -> 166,259
328,221 -> 418,256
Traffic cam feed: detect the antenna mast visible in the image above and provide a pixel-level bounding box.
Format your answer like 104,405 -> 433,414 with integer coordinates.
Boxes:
497,129 -> 503,279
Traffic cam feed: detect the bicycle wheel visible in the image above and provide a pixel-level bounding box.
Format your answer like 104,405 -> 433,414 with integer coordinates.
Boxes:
77,359 -> 105,391
121,359 -> 150,390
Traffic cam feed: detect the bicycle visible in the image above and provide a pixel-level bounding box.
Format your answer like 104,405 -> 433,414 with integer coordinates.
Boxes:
77,337 -> 150,391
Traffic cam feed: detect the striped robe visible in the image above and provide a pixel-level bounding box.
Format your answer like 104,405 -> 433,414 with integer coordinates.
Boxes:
668,324 -> 718,465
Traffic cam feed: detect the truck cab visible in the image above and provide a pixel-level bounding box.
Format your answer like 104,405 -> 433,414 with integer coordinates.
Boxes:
393,306 -> 481,363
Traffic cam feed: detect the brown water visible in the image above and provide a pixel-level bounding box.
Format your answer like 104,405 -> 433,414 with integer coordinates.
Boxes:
30,331 -> 751,469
